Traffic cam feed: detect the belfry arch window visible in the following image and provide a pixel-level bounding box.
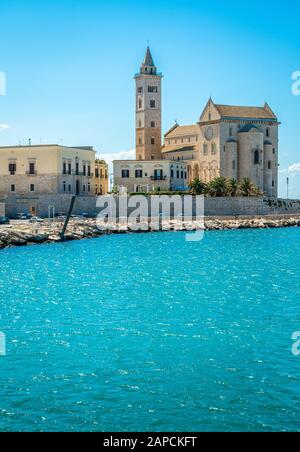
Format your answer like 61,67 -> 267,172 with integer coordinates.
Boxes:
254,150 -> 260,165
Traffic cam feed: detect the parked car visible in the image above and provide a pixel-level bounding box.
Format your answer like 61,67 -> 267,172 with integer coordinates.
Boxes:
16,213 -> 28,220
0,216 -> 10,225
29,216 -> 44,224
55,212 -> 66,218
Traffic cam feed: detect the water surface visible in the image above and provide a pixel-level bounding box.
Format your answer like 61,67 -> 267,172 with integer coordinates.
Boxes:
0,228 -> 300,432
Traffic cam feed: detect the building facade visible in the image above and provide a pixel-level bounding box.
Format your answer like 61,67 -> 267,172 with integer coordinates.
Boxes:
95,159 -> 109,195
162,99 -> 279,197
0,144 -> 98,216
135,47 -> 163,161
113,160 -> 187,193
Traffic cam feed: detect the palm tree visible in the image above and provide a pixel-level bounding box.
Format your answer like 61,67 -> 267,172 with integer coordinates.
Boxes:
207,177 -> 228,197
188,178 -> 207,195
226,178 -> 238,197
238,178 -> 261,197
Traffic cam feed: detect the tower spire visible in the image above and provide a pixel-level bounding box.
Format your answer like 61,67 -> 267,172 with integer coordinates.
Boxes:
142,46 -> 155,67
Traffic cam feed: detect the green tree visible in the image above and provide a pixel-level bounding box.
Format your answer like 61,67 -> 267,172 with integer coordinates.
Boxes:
226,178 -> 238,197
207,177 -> 228,197
188,178 -> 207,195
238,178 -> 261,197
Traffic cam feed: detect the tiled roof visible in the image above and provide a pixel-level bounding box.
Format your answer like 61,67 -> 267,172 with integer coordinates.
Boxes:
215,104 -> 277,119
162,144 -> 196,154
165,124 -> 199,138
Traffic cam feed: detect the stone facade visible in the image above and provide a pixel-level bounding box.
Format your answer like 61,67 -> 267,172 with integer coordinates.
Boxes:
162,99 -> 279,197
95,159 -> 109,195
0,144 -> 109,217
113,160 -> 187,193
135,47 -> 163,161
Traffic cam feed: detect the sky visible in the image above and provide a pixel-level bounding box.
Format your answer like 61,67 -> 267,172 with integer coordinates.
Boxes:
0,0 -> 299,197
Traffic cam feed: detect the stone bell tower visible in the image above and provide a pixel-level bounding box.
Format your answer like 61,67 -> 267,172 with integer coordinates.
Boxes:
134,47 -> 163,161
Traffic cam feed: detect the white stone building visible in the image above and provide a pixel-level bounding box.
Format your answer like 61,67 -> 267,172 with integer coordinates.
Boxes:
113,160 -> 187,193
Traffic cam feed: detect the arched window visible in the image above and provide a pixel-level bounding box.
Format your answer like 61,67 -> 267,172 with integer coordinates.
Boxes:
138,98 -> 142,109
203,143 -> 208,156
254,150 -> 260,165
266,127 -> 270,137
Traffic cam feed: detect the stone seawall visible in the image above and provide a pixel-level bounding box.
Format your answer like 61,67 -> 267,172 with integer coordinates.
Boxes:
2,195 -> 300,219
1,215 -> 300,250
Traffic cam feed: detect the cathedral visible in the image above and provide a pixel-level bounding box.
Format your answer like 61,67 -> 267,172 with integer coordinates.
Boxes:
114,47 -> 279,197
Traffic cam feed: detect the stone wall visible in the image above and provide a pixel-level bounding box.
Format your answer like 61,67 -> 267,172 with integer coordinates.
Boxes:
1,195 -> 98,218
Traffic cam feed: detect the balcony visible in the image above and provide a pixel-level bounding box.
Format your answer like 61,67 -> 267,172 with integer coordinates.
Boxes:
26,171 -> 37,176
150,175 -> 168,181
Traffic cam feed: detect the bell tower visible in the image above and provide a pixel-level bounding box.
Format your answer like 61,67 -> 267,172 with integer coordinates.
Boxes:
134,47 -> 163,160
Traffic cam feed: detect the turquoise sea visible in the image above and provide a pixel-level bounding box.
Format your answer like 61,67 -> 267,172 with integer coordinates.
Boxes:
0,228 -> 300,432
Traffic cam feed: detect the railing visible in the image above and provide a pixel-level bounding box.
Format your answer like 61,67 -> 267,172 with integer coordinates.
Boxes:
150,175 -> 168,181
26,171 -> 37,176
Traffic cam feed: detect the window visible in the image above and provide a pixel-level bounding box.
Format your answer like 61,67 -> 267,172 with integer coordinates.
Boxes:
148,86 -> 158,93
171,169 -> 174,178
135,169 -> 143,178
273,148 -> 275,155
151,137 -> 155,145
254,150 -> 260,165
63,181 -> 66,192
68,184 -> 71,192
268,160 -> 272,170
232,160 -> 236,170
8,163 -> 16,175
63,162 -> 67,174
138,120 -> 142,127
95,168 -> 99,178
184,172 -> 187,179
154,169 -> 163,180
76,162 -> 79,175
203,144 -> 208,156
88,183 -> 91,192
138,87 -> 143,93
177,170 -> 180,178
83,164 -> 86,176
138,98 -> 142,109
211,143 -> 217,155
29,163 -> 35,175
151,121 -> 156,128
83,185 -> 86,192
181,171 -> 184,179
88,166 -> 91,177
138,138 -> 142,145
68,163 -> 72,175
11,184 -> 15,192
150,100 -> 155,108
122,169 -> 130,178
208,113 -> 211,121
30,184 -> 35,192
229,127 -> 233,136
266,127 -> 270,137
272,180 -> 275,187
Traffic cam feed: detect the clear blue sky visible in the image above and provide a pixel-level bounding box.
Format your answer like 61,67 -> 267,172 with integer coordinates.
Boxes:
0,0 -> 299,197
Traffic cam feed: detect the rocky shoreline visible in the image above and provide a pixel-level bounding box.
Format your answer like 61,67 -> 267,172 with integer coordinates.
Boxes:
1,216 -> 300,250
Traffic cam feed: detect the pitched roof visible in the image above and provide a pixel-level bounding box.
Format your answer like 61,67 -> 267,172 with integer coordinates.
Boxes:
164,124 -> 199,138
214,104 -> 277,119
142,47 -> 155,67
161,144 -> 197,154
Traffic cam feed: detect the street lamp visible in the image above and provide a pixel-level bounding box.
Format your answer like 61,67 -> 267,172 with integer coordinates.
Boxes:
286,177 -> 289,199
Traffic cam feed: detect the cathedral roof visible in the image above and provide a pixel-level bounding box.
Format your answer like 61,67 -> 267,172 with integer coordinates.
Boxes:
161,144 -> 197,154
164,124 -> 199,138
142,47 -> 155,67
214,104 -> 277,120
238,124 -> 263,133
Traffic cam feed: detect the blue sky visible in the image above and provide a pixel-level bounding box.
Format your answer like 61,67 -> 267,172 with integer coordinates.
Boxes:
0,0 -> 299,197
